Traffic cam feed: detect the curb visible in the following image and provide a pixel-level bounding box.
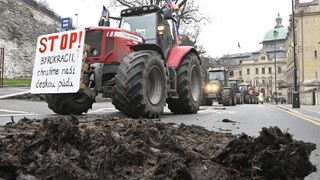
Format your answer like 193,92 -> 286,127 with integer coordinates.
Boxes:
276,105 -> 320,124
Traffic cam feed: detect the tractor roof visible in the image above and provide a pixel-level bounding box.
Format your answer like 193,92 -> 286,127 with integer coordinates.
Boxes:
121,5 -> 160,17
207,67 -> 227,72
239,82 -> 250,86
229,77 -> 243,82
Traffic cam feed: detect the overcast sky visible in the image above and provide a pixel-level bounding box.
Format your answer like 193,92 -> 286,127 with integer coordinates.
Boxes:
42,0 -> 312,58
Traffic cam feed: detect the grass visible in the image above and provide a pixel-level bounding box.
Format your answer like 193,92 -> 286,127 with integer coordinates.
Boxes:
2,79 -> 31,86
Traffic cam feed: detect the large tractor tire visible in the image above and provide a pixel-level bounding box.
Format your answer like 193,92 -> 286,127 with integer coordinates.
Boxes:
167,53 -> 202,114
112,50 -> 167,119
45,91 -> 94,115
222,89 -> 232,106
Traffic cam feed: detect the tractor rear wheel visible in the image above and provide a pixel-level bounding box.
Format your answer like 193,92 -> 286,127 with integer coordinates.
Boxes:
222,89 -> 232,106
112,50 -> 167,118
202,98 -> 214,106
45,91 -> 94,115
167,53 -> 202,114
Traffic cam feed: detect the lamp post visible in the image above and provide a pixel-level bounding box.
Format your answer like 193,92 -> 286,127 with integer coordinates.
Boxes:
75,13 -> 79,29
316,47 -> 319,105
292,0 -> 300,108
273,29 -> 278,104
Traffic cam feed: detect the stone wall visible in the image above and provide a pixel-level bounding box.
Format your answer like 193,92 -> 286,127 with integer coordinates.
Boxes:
0,0 -> 60,78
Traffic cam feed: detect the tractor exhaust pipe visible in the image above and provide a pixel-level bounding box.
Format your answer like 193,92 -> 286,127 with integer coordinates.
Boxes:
98,6 -> 110,27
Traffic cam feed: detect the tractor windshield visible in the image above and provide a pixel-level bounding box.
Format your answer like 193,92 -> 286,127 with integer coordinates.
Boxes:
120,13 -> 157,44
208,71 -> 225,81
85,30 -> 102,57
239,85 -> 249,92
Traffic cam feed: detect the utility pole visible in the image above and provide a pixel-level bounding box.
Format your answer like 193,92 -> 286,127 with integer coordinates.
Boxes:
75,14 -> 79,29
292,0 -> 300,108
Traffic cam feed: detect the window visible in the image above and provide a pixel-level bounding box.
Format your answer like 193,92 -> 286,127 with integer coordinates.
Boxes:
261,56 -> 265,60
278,67 -> 282,74
262,80 -> 265,84
230,70 -> 234,76
120,13 -> 157,44
262,68 -> 265,74
268,67 -> 272,74
247,68 -> 250,75
256,68 -> 259,75
239,70 -> 242,76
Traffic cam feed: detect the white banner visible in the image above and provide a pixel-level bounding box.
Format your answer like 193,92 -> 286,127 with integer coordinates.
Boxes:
30,30 -> 86,94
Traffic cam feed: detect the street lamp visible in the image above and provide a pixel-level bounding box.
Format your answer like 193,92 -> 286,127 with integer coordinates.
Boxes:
75,13 -> 79,29
316,47 -> 319,105
292,0 -> 300,108
273,29 -> 278,104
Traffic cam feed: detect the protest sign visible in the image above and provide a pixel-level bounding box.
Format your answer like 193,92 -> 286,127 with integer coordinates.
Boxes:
30,30 -> 85,94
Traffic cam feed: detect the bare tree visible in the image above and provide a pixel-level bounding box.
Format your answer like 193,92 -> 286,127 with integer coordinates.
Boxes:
36,0 -> 49,7
109,0 -> 211,52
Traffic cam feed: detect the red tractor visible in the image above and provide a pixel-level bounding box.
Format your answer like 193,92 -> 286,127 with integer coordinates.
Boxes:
238,82 -> 259,104
44,4 -> 202,118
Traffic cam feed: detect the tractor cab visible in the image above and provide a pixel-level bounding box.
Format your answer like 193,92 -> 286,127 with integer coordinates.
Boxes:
206,67 -> 229,87
119,5 -> 178,57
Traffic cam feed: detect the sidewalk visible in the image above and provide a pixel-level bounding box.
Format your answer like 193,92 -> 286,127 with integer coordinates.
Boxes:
276,103 -> 320,124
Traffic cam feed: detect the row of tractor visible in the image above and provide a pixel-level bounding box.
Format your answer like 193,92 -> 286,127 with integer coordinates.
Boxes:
32,3 -> 203,119
31,2 -> 263,119
201,67 -> 263,106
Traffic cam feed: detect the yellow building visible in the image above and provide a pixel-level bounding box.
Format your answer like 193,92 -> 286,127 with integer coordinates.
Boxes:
286,0 -> 320,105
219,14 -> 288,103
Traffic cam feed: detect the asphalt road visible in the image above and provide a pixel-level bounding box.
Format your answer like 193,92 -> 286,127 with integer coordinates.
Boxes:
0,98 -> 319,179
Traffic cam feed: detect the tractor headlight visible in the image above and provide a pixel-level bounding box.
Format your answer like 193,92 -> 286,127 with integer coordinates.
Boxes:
206,84 -> 212,91
206,84 -> 219,92
91,48 -> 99,56
212,84 -> 218,92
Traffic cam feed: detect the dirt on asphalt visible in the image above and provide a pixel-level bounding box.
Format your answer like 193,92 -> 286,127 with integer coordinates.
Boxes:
0,115 -> 317,179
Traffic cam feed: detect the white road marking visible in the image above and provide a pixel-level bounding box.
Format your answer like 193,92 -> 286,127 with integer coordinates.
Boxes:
0,90 -> 30,99
88,108 -> 117,113
198,108 -> 236,115
0,109 -> 29,114
0,113 -> 55,117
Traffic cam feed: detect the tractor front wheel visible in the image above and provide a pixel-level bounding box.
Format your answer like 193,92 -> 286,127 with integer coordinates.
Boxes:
45,91 -> 94,115
112,50 -> 167,118
222,89 -> 232,106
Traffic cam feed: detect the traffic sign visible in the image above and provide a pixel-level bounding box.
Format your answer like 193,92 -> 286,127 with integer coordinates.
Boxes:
61,17 -> 72,30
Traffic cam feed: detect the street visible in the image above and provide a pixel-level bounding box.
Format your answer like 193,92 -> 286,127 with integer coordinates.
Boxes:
0,98 -> 319,179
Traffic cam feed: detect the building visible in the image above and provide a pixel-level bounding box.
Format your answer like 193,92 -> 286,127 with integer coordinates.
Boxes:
219,14 -> 288,103
286,0 -> 320,105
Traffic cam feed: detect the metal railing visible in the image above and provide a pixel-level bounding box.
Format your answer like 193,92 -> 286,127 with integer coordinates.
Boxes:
0,47 -> 4,87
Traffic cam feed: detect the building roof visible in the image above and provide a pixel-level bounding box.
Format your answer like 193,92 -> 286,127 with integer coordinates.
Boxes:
263,13 -> 288,42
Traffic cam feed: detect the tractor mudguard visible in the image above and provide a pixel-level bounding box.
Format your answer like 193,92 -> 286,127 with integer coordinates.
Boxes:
166,45 -> 199,68
130,44 -> 165,60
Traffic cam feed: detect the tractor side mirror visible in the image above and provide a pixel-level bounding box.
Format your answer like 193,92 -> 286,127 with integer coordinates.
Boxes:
163,8 -> 173,19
